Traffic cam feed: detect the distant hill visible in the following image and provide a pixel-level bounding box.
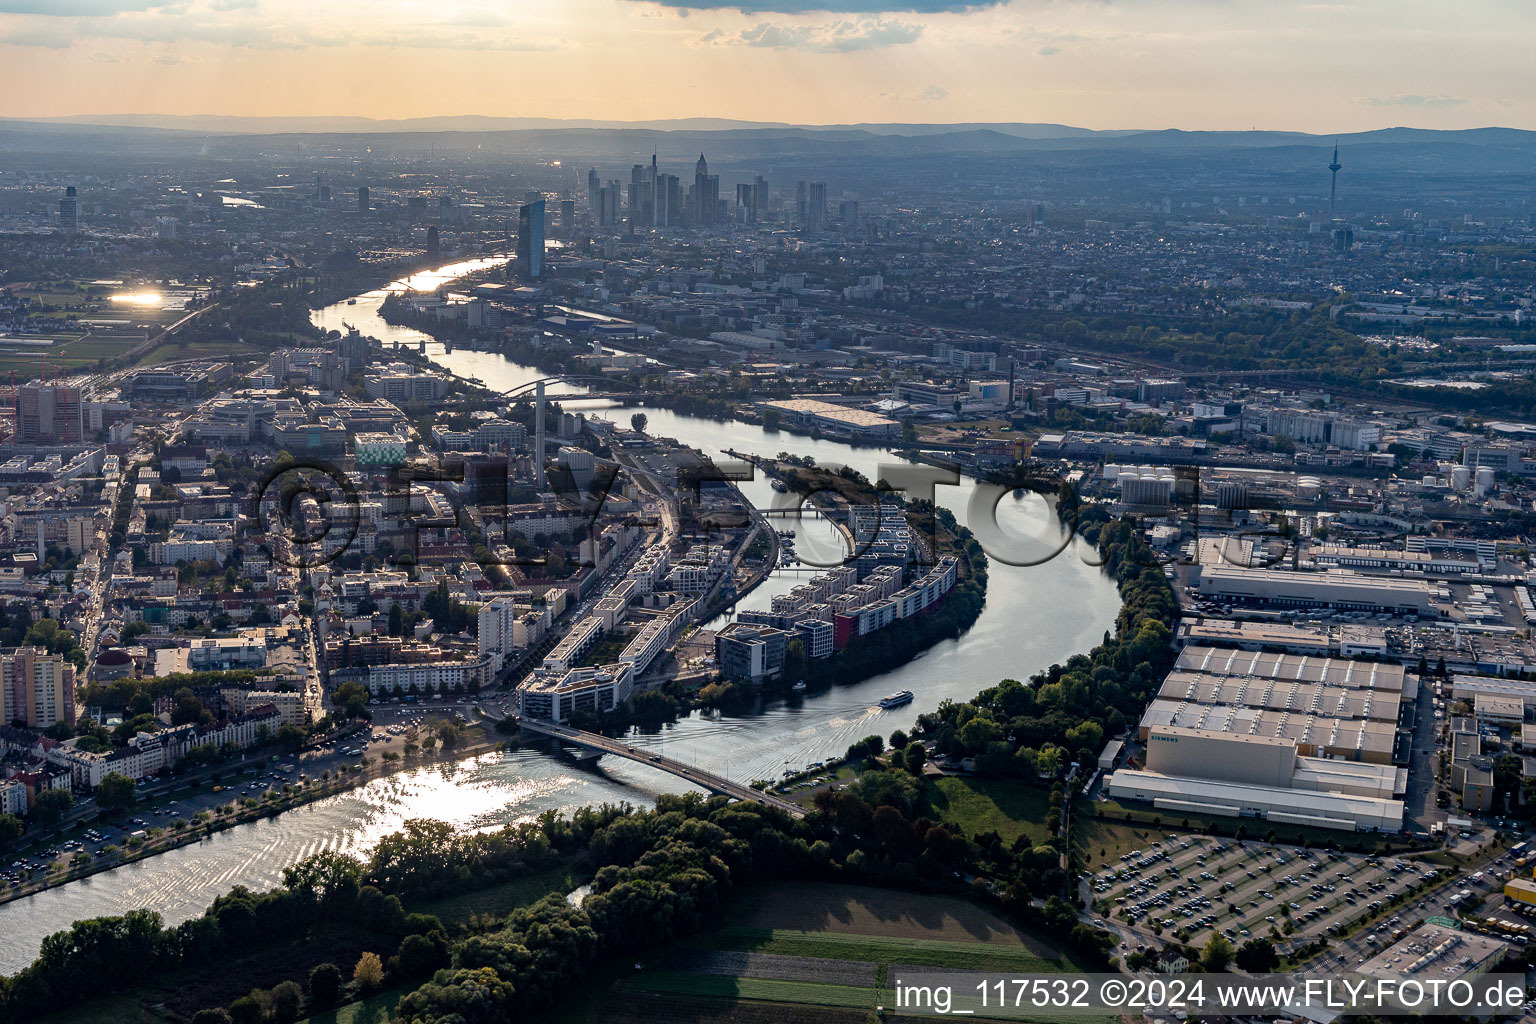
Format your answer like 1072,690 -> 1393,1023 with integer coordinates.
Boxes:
15,113 -> 1534,148
3,116 -> 1534,174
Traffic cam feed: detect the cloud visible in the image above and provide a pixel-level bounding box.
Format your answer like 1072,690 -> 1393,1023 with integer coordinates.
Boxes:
1036,44 -> 1059,55
151,51 -> 186,63
636,0 -> 991,10
1363,94 -> 1466,107
0,0 -> 166,13
209,0 -> 256,8
916,83 -> 946,100
715,16 -> 923,51
0,24 -> 71,47
0,9 -> 560,52
88,49 -> 123,60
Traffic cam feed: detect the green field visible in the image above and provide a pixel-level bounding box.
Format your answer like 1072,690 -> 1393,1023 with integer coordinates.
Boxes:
924,777 -> 1054,846
629,973 -> 875,1009
1078,818 -> 1167,867
137,338 -> 258,365
411,865 -> 581,926
701,928 -> 1085,973
299,987 -> 403,1024
28,996 -> 166,1024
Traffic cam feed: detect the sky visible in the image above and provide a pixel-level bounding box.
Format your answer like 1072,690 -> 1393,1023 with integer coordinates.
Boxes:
0,0 -> 1526,131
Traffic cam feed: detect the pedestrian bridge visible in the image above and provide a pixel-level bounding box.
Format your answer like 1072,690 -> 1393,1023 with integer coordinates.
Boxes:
516,717 -> 806,819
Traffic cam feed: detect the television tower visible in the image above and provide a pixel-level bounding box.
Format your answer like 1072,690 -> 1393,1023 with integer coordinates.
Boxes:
1327,142 -> 1342,223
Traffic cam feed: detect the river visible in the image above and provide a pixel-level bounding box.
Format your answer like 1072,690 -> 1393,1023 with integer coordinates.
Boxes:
0,260 -> 1120,973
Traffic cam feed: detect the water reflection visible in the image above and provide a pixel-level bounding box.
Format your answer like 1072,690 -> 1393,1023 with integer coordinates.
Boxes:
0,260 -> 1121,973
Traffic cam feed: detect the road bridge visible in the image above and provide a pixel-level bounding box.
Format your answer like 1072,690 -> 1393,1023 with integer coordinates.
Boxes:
516,717 -> 806,819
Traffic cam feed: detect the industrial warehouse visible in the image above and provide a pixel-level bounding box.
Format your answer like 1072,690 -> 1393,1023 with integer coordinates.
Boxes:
1105,646 -> 1411,832
1191,563 -> 1442,617
1105,726 -> 1406,832
1135,646 -> 1407,764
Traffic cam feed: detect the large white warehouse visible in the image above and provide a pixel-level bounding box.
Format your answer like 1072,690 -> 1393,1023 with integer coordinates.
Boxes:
1106,726 -> 1404,833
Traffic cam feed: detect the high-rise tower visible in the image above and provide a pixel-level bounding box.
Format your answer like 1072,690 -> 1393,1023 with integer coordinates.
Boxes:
58,186 -> 78,233
650,149 -> 660,226
1327,143 -> 1342,223
517,199 -> 545,280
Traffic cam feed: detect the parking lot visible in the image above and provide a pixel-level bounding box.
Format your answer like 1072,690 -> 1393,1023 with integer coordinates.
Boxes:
1091,833 -> 1441,950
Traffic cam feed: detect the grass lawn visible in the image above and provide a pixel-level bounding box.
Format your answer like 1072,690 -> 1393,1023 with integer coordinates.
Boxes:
410,865 -> 582,926
627,972 -> 874,1009
1077,818 -> 1166,868
300,987 -> 404,1024
700,928 -> 1086,973
27,996 -> 167,1024
528,883 -> 1094,1024
138,338 -> 257,365
924,776 -> 1053,846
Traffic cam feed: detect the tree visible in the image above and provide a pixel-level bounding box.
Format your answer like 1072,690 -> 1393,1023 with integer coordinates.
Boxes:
353,950 -> 384,990
334,680 -> 371,720
192,1010 -> 233,1024
276,724 -> 308,753
32,787 -> 73,824
1200,933 -> 1234,973
630,412 -> 648,434
309,962 -> 342,1007
388,603 -> 405,637
781,638 -> 805,684
1235,937 -> 1280,973
227,996 -> 263,1024
0,813 -> 21,850
171,688 -> 210,726
903,743 -> 927,776
395,930 -> 449,976
96,772 -> 137,814
268,980 -> 303,1023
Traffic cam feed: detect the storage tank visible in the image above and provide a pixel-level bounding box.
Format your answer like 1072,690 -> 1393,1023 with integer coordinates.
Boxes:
1296,476 -> 1322,500
1102,463 -> 1121,482
1475,466 -> 1495,496
1451,465 -> 1471,490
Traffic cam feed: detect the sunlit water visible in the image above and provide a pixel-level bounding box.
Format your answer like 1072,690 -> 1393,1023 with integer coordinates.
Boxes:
0,260 -> 1120,972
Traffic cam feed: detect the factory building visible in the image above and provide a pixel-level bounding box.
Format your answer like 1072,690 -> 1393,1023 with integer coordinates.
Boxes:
1355,922 -> 1509,993
1308,544 -> 1481,576
1191,564 -> 1440,617
756,399 -> 900,440
1106,726 -> 1404,832
1136,647 -> 1407,765
1451,674 -> 1536,722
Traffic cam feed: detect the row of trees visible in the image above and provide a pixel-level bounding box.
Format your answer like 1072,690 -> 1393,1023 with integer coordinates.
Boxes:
2,784 -> 1123,1024
913,516 -> 1177,782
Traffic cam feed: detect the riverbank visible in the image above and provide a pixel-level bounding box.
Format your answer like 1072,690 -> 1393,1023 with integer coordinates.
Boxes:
0,262 -> 1120,978
0,728 -> 513,912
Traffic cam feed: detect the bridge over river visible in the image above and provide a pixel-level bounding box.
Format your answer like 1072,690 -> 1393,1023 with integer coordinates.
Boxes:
516,717 -> 807,819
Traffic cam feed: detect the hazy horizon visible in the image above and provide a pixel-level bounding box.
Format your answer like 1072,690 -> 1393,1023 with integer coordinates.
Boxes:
1,0 -> 1529,133
8,112 -> 1532,139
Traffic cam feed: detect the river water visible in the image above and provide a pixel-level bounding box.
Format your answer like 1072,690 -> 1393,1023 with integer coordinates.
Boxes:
0,261 -> 1119,973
